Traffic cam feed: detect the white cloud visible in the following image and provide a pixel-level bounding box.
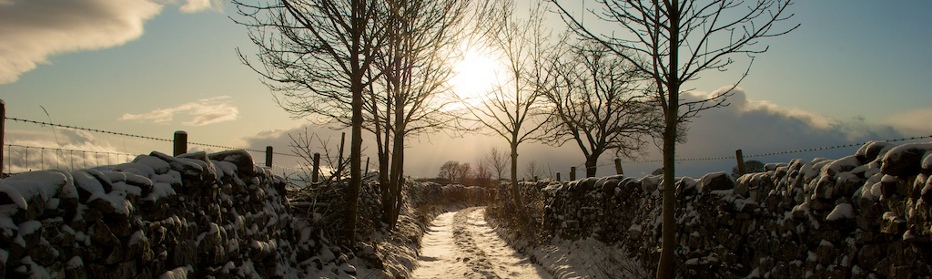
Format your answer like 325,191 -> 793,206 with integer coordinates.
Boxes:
636,87 -> 906,176
179,0 -> 223,13
0,0 -> 162,84
119,96 -> 239,126
0,0 -> 225,84
885,108 -> 932,135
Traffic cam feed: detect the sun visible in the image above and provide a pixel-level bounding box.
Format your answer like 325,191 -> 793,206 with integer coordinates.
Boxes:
450,45 -> 504,105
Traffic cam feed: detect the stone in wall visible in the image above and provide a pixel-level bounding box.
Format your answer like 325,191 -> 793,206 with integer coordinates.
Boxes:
539,141 -> 932,278
0,150 -> 294,279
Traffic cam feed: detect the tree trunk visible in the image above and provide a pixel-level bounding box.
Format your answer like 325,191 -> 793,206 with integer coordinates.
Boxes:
379,143 -> 390,225
657,108 -> 678,278
347,78 -> 362,247
657,1 -> 680,277
584,150 -> 603,178
345,0 -> 364,246
388,146 -> 404,228
509,143 -> 522,212
375,95 -> 391,226
387,96 -> 406,229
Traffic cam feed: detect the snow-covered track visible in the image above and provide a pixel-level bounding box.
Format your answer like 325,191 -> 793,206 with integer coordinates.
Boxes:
412,207 -> 548,279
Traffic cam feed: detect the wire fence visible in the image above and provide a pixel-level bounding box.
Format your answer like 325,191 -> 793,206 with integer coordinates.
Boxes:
1,143 -> 313,183
5,117 -> 299,156
2,144 -> 136,174
3,109 -> 930,180
2,115 -> 310,177
576,134 -> 932,170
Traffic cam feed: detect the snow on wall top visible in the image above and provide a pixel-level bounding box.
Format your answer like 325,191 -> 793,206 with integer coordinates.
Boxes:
0,149 -> 293,279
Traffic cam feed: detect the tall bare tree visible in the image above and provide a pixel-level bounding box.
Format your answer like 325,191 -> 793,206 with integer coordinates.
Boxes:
454,162 -> 472,184
473,160 -> 494,187
367,0 -> 473,229
552,0 -> 797,277
233,0 -> 387,245
543,40 -> 662,177
485,147 -> 509,181
470,0 -> 557,212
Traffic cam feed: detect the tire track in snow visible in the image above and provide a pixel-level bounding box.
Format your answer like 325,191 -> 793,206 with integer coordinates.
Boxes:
411,211 -> 470,278
412,207 -> 548,279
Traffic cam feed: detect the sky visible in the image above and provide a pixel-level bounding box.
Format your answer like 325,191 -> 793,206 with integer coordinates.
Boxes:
1,0 -> 930,179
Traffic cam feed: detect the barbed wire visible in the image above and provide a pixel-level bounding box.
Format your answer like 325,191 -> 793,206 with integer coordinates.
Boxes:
589,134 -> 932,166
4,144 -> 137,157
1,144 -> 318,176
6,116 -> 300,158
8,117 -> 172,142
8,116 -> 931,168
3,143 -> 137,173
744,135 -> 932,158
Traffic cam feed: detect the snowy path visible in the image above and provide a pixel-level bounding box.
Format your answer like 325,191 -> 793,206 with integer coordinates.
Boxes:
411,207 -> 549,279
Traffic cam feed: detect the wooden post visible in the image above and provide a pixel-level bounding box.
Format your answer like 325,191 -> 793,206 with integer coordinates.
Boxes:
265,146 -> 273,168
570,167 -> 576,181
337,132 -> 346,176
614,158 -> 624,175
312,152 -> 321,183
364,157 -> 369,176
1,99 -> 5,176
173,131 -> 187,156
556,172 -> 561,182
736,149 -> 746,177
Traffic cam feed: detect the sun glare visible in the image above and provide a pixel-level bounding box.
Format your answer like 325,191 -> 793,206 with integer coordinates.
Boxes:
451,46 -> 503,105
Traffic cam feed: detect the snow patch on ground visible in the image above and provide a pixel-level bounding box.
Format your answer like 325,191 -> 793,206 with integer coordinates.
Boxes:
411,211 -> 471,278
412,207 -> 549,279
411,206 -> 649,279
529,237 -> 648,279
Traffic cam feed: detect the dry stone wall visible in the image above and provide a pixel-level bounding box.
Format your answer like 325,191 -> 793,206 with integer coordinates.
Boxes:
539,141 -> 932,278
0,150 -> 295,279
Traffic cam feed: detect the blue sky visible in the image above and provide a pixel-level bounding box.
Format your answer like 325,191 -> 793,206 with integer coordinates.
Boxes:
1,0 -> 930,178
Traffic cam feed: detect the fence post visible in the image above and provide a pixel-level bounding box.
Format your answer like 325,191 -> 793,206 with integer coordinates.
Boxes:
364,157 -> 369,176
614,158 -> 624,175
736,149 -> 746,177
337,132 -> 346,174
556,172 -> 561,182
173,131 -> 187,156
265,146 -> 273,168
1,99 -> 5,176
312,152 -> 320,183
570,167 -> 576,181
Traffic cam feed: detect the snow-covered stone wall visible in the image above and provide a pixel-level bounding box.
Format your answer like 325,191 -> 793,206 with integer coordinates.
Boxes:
538,141 -> 932,278
0,150 -> 294,278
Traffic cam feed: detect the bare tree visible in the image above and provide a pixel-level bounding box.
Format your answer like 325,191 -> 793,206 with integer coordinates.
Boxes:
233,0 -> 387,245
437,160 -> 472,184
469,0 -> 557,213
485,147 -> 509,181
438,160 -> 459,182
454,162 -> 472,184
368,0 -> 474,229
524,160 -> 543,181
286,128 -> 347,185
543,40 -> 662,177
552,0 -> 797,277
473,160 -> 494,187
